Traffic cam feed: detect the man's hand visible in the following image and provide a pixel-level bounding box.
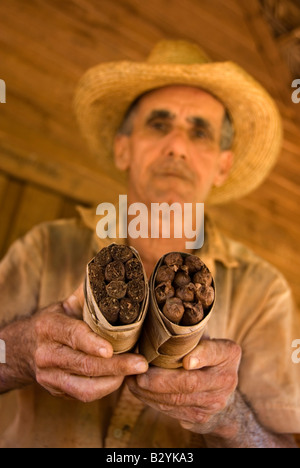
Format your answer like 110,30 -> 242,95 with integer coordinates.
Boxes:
127,338 -> 297,448
127,338 -> 241,436
0,284 -> 148,400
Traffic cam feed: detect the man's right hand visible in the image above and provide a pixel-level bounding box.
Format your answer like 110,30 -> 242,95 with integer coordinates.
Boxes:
0,285 -> 149,400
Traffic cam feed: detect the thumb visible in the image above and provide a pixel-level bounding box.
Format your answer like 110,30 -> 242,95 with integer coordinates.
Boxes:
63,283 -> 85,318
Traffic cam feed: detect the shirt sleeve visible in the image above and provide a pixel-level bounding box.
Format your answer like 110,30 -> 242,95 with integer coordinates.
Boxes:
232,260 -> 300,434
0,225 -> 45,327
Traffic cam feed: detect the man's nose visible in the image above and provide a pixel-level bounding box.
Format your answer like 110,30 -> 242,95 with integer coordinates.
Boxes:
163,129 -> 188,161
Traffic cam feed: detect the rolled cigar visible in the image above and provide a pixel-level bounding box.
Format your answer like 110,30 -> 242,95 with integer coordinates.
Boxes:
163,297 -> 185,324
181,302 -> 204,326
155,265 -> 176,283
193,266 -> 213,287
194,284 -> 215,308
106,280 -> 127,299
125,258 -> 144,280
175,283 -> 195,303
105,260 -> 125,282
164,252 -> 184,270
173,271 -> 191,287
99,297 -> 120,325
155,281 -> 175,304
119,298 -> 140,325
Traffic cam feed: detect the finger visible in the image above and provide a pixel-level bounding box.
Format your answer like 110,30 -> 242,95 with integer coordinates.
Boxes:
128,376 -> 226,410
37,368 -> 124,402
127,381 -> 213,424
132,366 -> 219,395
40,312 -> 114,359
37,344 -> 148,377
63,283 -> 85,318
183,339 -> 241,371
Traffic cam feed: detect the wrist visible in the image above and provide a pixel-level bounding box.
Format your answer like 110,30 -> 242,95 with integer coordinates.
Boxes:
0,315 -> 36,392
180,391 -> 242,441
205,391 -> 242,440
203,390 -> 262,448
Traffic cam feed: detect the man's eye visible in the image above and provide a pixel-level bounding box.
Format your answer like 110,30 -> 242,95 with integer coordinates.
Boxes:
149,121 -> 168,132
193,129 -> 207,139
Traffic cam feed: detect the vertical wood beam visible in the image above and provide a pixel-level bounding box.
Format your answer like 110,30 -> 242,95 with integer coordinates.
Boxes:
239,0 -> 298,121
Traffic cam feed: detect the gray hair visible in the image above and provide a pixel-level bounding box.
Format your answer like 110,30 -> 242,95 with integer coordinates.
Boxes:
118,93 -> 234,151
220,110 -> 234,151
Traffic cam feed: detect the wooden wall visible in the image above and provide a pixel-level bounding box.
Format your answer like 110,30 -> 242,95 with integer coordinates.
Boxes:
0,0 -> 299,443
0,0 -> 299,304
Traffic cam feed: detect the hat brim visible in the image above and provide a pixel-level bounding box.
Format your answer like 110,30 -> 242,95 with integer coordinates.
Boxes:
74,61 -> 283,205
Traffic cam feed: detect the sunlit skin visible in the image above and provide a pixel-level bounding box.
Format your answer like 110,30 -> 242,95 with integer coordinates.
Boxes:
114,85 -> 233,206
114,85 -> 233,276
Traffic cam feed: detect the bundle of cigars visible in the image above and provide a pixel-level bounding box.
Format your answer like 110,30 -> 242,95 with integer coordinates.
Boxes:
83,244 -> 149,354
83,244 -> 215,367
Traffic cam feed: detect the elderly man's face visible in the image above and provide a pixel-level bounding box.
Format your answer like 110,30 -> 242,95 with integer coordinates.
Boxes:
114,85 -> 233,205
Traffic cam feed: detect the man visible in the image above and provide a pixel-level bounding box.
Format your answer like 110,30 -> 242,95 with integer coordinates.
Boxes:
0,40 -> 299,448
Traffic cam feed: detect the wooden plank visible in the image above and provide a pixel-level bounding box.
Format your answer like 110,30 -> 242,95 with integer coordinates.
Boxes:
0,0 -> 281,92
0,178 -> 24,258
0,172 -> 9,206
5,185 -> 63,250
0,138 -> 124,207
239,0 -> 296,106
0,0 -> 292,178
277,27 -> 300,48
99,0 -> 280,91
58,197 -> 84,220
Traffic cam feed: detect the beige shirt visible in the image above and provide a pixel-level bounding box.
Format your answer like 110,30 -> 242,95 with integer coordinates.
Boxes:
0,208 -> 299,448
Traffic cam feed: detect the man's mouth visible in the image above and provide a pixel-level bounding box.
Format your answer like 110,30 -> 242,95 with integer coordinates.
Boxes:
154,167 -> 194,182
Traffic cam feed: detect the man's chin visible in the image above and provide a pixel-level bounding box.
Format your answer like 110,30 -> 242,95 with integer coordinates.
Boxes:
148,189 -> 196,206
131,178 -> 200,205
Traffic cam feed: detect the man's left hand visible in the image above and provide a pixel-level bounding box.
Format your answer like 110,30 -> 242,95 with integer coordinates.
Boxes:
127,338 -> 241,435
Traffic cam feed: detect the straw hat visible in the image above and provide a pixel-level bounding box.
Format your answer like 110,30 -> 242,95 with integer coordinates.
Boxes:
74,40 -> 283,205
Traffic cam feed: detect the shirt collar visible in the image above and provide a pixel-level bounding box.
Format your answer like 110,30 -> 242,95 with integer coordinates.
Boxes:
77,204 -> 239,273
196,215 -> 239,275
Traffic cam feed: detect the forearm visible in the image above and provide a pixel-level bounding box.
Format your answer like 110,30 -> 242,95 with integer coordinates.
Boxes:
203,390 -> 297,448
0,316 -> 35,393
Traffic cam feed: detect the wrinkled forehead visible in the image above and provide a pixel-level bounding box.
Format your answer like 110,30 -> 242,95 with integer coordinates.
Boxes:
129,85 -> 227,123
139,85 -> 225,110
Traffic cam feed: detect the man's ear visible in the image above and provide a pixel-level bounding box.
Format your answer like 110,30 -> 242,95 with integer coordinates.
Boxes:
213,151 -> 234,187
113,134 -> 131,171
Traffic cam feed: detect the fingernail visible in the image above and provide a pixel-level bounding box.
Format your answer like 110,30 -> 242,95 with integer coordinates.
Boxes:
180,421 -> 194,430
137,374 -> 148,388
134,361 -> 148,374
98,347 -> 111,358
188,357 -> 200,369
